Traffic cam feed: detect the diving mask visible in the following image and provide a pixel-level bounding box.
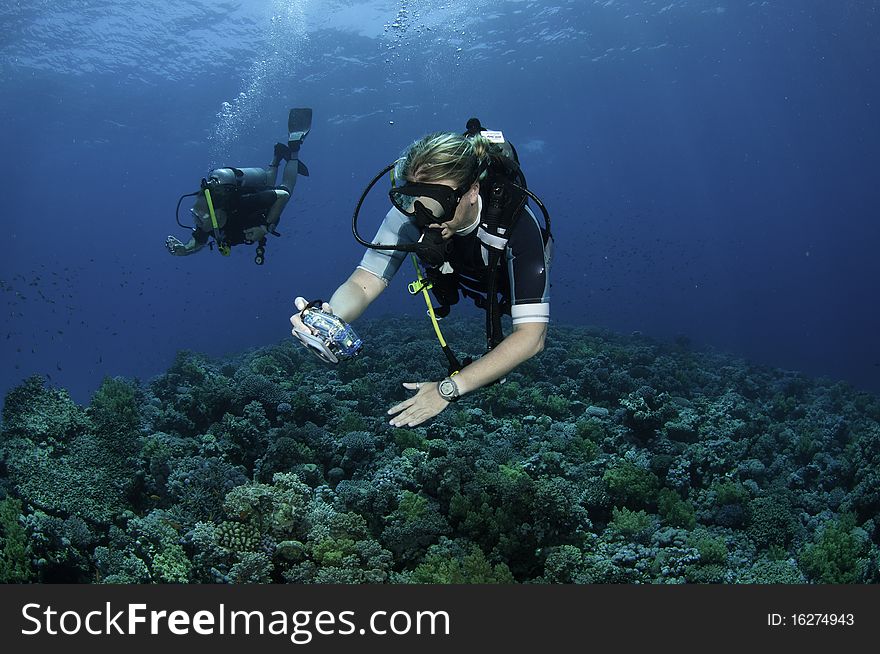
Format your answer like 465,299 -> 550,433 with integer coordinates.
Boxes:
351,163 -> 473,266
388,181 -> 468,227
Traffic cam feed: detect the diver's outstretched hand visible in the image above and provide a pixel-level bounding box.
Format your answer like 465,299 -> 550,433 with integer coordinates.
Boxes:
165,235 -> 188,256
388,381 -> 450,427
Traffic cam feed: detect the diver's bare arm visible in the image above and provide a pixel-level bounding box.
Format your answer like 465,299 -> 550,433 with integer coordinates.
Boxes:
328,268 -> 387,323
166,234 -> 206,256
183,237 -> 207,254
453,321 -> 547,396
264,189 -> 291,232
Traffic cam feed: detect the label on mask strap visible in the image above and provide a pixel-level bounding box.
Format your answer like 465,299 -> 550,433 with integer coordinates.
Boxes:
481,129 -> 505,144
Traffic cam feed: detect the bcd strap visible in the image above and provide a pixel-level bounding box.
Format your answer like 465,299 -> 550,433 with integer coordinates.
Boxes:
484,248 -> 505,351
203,188 -> 231,256
477,227 -> 509,252
409,256 -> 465,375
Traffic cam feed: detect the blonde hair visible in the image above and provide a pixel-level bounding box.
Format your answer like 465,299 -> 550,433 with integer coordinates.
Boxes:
395,131 -> 496,188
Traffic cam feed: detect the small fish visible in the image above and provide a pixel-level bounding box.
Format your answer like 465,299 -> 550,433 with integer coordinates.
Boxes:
162,517 -> 183,532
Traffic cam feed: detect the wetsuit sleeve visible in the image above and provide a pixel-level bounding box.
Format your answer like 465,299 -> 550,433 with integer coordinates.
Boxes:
505,205 -> 551,325
356,207 -> 420,284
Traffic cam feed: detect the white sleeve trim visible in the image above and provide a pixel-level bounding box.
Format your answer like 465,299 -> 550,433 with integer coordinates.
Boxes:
355,265 -> 390,286
511,302 -> 550,324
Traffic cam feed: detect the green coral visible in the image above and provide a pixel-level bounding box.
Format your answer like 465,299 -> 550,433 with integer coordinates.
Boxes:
684,564 -> 726,584
311,537 -> 358,566
481,380 -> 523,416
532,476 -> 591,544
213,402 -> 270,467
96,511 -> 195,583
410,543 -> 514,583
88,376 -> 142,436
603,459 -> 660,509
528,388 -> 572,420
394,429 -> 426,451
0,497 -> 32,582
446,464 -> 539,571
712,480 -> 751,507
540,545 -> 587,583
658,488 -> 696,529
229,552 -> 273,584
149,351 -> 235,433
575,418 -> 606,443
223,473 -> 312,538
94,546 -> 151,584
335,411 -> 367,433
152,542 -> 192,583
216,521 -> 262,552
609,507 -> 655,543
798,513 -> 870,583
382,491 -> 450,564
692,533 -> 728,566
737,557 -> 806,584
747,495 -> 799,550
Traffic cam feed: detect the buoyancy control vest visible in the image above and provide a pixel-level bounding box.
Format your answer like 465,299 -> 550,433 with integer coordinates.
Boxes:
427,119 -> 552,353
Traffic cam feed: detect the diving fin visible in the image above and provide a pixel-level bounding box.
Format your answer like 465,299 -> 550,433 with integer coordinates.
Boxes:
288,107 -> 312,146
274,143 -> 309,175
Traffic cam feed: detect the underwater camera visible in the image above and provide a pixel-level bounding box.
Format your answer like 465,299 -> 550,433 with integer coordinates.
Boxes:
293,301 -> 363,364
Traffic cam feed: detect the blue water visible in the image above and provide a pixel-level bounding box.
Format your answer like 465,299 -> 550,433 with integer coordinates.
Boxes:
2,0 -> 878,404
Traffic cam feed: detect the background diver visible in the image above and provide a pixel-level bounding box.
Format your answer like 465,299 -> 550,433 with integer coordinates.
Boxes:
165,107 -> 312,265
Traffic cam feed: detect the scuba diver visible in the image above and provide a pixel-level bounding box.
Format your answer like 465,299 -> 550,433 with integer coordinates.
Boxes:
165,107 -> 312,265
290,118 -> 552,427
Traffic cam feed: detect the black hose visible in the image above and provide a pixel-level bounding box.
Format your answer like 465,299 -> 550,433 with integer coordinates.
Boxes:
175,191 -> 201,230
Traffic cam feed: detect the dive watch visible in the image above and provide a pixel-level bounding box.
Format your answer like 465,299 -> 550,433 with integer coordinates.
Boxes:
438,376 -> 461,402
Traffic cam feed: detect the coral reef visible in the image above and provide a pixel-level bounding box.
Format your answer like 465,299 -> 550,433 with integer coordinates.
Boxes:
1,316 -> 879,583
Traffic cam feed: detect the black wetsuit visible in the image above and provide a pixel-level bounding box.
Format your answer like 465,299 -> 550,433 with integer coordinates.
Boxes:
358,195 -> 551,326
194,188 -> 279,246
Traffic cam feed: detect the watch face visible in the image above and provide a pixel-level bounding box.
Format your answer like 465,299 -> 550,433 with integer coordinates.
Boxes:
439,379 -> 456,398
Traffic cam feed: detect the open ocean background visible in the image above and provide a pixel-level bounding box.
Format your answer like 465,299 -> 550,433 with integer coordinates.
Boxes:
2,0 -> 878,404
